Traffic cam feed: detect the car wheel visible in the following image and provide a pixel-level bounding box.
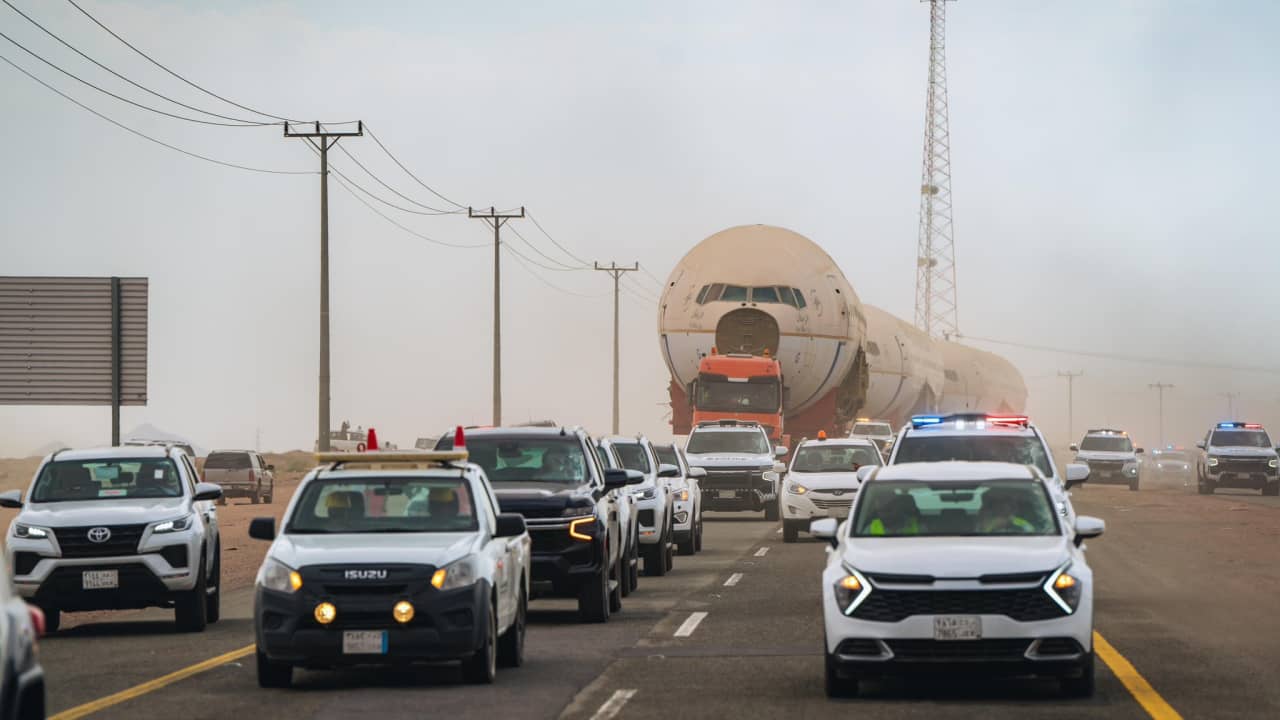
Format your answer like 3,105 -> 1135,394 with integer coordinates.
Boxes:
620,539 -> 634,598
677,530 -> 695,556
824,640 -> 858,698
578,562 -> 611,622
1060,651 -> 1095,697
39,606 -> 59,634
1263,483 -> 1279,497
206,542 -> 221,623
642,542 -> 667,577
764,498 -> 780,522
694,515 -> 704,553
498,583 -> 526,668
256,648 -> 293,688
462,601 -> 498,684
783,521 -> 800,543
1198,481 -> 1214,495
1128,478 -> 1140,492
175,555 -> 208,632
608,557 -> 623,614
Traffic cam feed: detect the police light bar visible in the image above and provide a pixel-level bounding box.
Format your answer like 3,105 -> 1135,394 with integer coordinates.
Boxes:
910,414 -> 1029,428
911,415 -> 944,427
1217,422 -> 1262,429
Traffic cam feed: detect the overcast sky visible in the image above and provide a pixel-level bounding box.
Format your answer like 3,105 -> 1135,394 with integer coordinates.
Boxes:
3,0 -> 1278,456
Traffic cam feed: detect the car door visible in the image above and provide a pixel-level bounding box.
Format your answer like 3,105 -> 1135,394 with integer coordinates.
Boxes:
475,480 -> 515,627
180,454 -> 217,569
583,438 -> 620,565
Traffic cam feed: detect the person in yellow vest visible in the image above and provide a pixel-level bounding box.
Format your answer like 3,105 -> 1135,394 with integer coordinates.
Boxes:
866,494 -> 922,536
978,488 -> 1035,533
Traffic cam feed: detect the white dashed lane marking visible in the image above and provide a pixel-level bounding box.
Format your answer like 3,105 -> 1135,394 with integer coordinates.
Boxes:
590,689 -> 638,720
754,546 -> 770,557
724,573 -> 743,587
674,611 -> 709,637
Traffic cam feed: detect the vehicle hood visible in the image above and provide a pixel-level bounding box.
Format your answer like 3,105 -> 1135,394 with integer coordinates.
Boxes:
273,532 -> 478,569
20,497 -> 188,527
491,483 -> 597,516
1075,451 -> 1137,462
788,471 -> 862,489
1207,446 -> 1278,458
842,535 -> 1070,578
685,454 -> 773,469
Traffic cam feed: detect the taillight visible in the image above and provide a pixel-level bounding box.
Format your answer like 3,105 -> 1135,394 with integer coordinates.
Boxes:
27,603 -> 45,637
248,469 -> 255,483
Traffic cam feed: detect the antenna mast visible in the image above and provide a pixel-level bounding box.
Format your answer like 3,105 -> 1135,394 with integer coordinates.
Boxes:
914,0 -> 959,340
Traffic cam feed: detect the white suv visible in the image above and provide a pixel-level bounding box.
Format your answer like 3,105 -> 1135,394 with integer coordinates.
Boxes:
684,420 -> 787,520
813,462 -> 1105,698
782,436 -> 882,542
601,436 -> 677,577
1070,429 -> 1142,491
1,446 -> 224,633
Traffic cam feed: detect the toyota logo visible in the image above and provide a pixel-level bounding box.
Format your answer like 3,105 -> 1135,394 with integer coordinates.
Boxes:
87,527 -> 112,543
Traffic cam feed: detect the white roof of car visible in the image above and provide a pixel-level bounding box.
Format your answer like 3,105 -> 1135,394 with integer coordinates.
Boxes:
799,437 -> 878,449
46,446 -> 177,462
690,424 -> 764,433
871,461 -> 1039,482
902,423 -> 1038,438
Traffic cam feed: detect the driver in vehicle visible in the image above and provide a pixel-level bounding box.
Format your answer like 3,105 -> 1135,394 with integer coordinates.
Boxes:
978,488 -> 1036,533
865,494 -> 922,536
537,446 -> 574,481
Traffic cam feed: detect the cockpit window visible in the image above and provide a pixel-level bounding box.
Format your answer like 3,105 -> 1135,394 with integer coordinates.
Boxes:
792,288 -> 807,308
751,286 -> 779,303
720,285 -> 748,302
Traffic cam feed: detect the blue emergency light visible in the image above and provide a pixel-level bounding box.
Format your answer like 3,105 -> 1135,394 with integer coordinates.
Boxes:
911,415 -> 944,427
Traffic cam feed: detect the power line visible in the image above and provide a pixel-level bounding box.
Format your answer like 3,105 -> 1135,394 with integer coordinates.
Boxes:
0,51 -> 310,174
335,142 -> 460,214
0,28 -> 265,127
324,154 -> 460,217
503,245 -> 607,298
622,273 -> 660,301
63,0 -> 346,125
507,225 -> 586,271
639,262 -> 666,288
957,333 -> 1280,376
3,0 -> 274,126
363,125 -> 467,210
527,212 -> 593,267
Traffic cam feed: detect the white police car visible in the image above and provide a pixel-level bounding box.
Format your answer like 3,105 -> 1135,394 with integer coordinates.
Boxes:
781,434 -> 882,543
250,431 -> 531,687
813,462 -> 1105,698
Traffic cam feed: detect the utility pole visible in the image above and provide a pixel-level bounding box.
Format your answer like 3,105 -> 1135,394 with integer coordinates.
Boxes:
1221,392 -> 1239,421
285,121 -> 363,452
594,261 -> 640,434
1149,382 -> 1174,447
469,206 -> 525,426
1058,370 -> 1083,444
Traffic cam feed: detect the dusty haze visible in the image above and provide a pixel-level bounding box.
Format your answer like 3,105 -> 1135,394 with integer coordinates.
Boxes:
2,0 -> 1278,456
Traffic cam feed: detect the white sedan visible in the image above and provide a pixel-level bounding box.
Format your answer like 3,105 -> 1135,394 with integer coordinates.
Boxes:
813,461 -> 1104,698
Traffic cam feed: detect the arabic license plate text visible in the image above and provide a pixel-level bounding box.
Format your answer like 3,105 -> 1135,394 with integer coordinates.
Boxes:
342,630 -> 386,654
717,490 -> 740,499
933,615 -> 982,641
82,569 -> 118,590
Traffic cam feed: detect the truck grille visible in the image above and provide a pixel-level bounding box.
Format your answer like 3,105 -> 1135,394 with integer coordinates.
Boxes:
1218,458 -> 1273,474
810,498 -> 855,512
1086,460 -> 1124,472
700,469 -> 764,490
53,524 -> 147,558
851,588 -> 1065,623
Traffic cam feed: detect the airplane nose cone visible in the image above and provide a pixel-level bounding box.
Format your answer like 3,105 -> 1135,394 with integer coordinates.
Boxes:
716,308 -> 779,356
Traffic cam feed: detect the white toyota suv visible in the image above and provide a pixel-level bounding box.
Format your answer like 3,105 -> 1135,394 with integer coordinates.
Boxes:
781,435 -> 882,543
1,446 -> 224,633
813,462 -> 1105,698
684,420 -> 787,520
251,444 -> 531,687
601,436 -> 677,577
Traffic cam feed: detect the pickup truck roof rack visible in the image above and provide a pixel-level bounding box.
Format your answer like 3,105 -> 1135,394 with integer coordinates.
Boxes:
316,450 -> 470,471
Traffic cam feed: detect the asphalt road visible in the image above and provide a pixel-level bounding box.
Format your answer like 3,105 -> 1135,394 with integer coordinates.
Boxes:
38,479 -> 1280,719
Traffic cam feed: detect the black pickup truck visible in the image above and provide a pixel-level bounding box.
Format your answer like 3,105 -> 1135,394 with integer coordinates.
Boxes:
437,426 -> 640,622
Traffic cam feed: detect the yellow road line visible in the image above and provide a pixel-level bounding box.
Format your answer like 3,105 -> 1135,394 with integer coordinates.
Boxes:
1094,631 -> 1183,720
50,643 -> 256,720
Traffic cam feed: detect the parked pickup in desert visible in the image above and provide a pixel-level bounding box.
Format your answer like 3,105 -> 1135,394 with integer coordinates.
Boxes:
203,450 -> 275,505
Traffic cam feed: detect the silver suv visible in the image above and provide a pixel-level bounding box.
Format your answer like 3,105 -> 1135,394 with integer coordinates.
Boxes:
1,445 -> 224,633
684,420 -> 787,520
1196,422 -> 1279,496
1070,429 -> 1142,491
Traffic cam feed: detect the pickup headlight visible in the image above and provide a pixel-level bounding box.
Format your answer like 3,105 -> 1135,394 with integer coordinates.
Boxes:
834,564 -> 872,616
787,483 -> 809,495
1044,563 -> 1082,614
258,558 -> 303,594
1269,459 -> 1278,469
14,524 -> 50,539
151,514 -> 196,534
431,556 -> 479,591
1207,457 -> 1219,468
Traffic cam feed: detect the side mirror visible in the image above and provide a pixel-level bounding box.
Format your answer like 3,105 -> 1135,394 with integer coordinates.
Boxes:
687,467 -> 707,479
267,464 -> 276,471
248,517 -> 276,541
604,469 -> 631,490
657,463 -> 680,479
0,489 -> 22,509
495,513 -> 527,538
855,466 -> 876,483
1068,443 -> 1079,452
193,482 -> 223,502
772,462 -> 786,474
1195,441 -> 1206,449
1134,448 -> 1144,455
774,446 -> 789,458
810,518 -> 839,548
1064,463 -> 1090,491
1073,515 -> 1105,547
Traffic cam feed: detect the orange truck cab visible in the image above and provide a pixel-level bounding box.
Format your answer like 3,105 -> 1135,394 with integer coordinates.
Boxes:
690,350 -> 785,440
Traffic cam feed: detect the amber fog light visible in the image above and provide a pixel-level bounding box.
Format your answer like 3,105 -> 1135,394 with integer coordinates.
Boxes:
314,602 -> 337,625
393,601 -> 415,624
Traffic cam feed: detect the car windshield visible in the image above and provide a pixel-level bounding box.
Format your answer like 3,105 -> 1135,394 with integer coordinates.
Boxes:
437,436 -> 588,485
695,380 -> 779,412
594,445 -> 614,468
1080,436 -> 1133,452
852,478 -> 1059,537
204,452 -> 252,470
852,423 -> 892,437
687,430 -> 770,455
653,445 -> 679,467
792,444 -> 881,473
613,443 -> 652,473
287,477 -> 478,534
1211,430 -> 1273,448
894,435 -> 1054,477
30,459 -> 183,502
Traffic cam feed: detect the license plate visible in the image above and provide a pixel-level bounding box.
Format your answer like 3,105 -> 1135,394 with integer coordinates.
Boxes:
342,630 -> 387,655
717,490 -> 740,499
82,569 -> 118,590
933,615 -> 982,641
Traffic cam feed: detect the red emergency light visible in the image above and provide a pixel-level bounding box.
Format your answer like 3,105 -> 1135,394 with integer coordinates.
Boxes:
454,425 -> 466,449
365,427 -> 379,451
986,415 -> 1029,426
